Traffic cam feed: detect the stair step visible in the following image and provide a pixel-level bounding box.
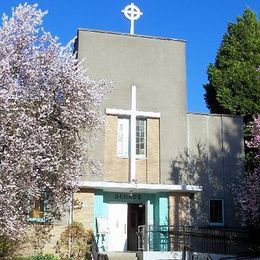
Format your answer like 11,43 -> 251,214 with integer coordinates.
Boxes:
105,252 -> 137,260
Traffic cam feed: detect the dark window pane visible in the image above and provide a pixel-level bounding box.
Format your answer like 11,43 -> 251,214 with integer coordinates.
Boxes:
210,200 -> 223,223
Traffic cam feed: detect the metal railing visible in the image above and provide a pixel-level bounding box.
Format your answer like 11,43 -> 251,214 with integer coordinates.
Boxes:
91,236 -> 109,260
137,225 -> 250,256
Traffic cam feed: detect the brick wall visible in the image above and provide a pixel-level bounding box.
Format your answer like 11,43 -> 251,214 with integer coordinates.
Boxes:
169,193 -> 190,226
104,115 -> 160,184
73,189 -> 94,229
104,115 -> 129,182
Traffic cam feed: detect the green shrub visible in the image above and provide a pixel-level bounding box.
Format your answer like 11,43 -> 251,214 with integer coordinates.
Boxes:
55,222 -> 93,260
0,236 -> 14,258
13,255 -> 57,260
31,254 -> 57,260
13,257 -> 32,260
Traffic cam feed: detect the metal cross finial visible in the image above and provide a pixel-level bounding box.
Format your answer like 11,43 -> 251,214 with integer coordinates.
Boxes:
122,3 -> 143,35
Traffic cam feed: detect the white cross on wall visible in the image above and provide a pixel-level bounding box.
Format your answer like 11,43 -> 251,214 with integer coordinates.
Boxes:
106,86 -> 160,183
122,3 -> 143,35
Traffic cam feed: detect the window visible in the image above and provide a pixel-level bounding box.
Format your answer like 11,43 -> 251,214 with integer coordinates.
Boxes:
209,199 -> 224,226
136,119 -> 146,157
117,117 -> 147,158
28,195 -> 47,222
117,118 -> 130,157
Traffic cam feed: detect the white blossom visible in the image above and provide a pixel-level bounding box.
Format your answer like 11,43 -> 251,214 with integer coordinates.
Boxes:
0,3 -> 110,240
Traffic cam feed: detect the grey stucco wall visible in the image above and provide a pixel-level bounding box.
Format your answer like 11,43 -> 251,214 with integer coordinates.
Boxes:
185,113 -> 244,228
75,29 -> 245,228
76,29 -> 188,183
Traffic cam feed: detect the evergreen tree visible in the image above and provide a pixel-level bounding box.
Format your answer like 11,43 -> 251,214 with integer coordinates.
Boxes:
204,8 -> 260,116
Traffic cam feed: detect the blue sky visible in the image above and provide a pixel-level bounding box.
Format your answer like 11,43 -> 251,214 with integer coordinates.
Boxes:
0,1 -> 259,113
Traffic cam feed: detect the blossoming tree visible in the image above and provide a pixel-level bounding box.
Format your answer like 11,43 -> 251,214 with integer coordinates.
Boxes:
235,116 -> 260,227
0,4 -> 109,240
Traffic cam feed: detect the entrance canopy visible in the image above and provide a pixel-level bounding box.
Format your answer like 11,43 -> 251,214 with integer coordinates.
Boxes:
79,181 -> 202,194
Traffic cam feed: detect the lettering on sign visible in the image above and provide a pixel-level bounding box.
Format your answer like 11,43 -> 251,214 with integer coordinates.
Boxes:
114,193 -> 141,200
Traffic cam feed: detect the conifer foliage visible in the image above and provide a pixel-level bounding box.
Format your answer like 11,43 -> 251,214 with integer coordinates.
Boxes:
0,4 -> 109,240
204,8 -> 260,116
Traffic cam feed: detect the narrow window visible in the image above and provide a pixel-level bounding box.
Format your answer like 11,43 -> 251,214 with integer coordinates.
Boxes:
117,117 -> 129,157
136,118 -> 146,158
209,199 -> 224,226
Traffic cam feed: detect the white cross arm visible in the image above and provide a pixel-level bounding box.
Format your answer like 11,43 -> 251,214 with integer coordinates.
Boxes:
106,108 -> 161,118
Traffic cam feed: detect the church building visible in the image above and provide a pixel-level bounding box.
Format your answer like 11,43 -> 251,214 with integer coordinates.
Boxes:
71,24 -> 244,254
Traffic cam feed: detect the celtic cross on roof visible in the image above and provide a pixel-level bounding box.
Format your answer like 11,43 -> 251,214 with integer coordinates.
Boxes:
122,3 -> 143,35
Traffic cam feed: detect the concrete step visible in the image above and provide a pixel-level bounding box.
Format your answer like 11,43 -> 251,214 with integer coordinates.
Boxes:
105,252 -> 137,260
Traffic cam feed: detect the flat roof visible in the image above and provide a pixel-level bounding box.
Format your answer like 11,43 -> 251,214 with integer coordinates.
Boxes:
187,112 -> 243,118
77,28 -> 186,43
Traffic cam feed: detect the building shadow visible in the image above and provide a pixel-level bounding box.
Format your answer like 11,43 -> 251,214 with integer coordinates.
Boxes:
168,117 -> 244,228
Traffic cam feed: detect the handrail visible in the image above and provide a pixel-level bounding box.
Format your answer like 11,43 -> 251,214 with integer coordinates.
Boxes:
137,225 -> 250,255
190,252 -> 213,260
91,236 -> 109,260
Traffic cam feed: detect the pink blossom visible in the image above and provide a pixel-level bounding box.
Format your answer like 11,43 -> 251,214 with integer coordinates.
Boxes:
0,3 -> 110,240
234,115 -> 260,227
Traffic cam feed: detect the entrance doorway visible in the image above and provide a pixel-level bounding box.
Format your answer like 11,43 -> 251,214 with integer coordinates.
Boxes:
107,203 -> 128,251
127,203 -> 145,251
106,202 -> 146,252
